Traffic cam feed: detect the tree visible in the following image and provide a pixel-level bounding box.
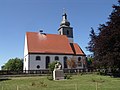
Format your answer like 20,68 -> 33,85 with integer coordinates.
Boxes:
2,58 -> 23,71
86,27 -> 97,53
87,1 -> 120,72
48,61 -> 57,71
1,65 -> 5,70
86,56 -> 93,68
67,57 -> 77,69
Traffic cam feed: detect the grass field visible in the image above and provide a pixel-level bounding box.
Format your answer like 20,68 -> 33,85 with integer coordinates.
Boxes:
0,74 -> 120,90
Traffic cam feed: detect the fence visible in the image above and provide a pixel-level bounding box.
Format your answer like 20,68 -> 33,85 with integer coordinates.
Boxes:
0,68 -> 96,76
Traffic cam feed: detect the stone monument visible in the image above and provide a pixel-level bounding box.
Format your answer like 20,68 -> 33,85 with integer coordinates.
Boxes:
53,62 -> 64,80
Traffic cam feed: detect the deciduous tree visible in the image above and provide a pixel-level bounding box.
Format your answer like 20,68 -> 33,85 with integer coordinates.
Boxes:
2,58 -> 23,71
67,57 -> 77,69
87,1 -> 120,72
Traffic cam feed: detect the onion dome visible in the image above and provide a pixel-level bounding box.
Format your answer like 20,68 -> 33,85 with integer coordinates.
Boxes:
60,13 -> 70,27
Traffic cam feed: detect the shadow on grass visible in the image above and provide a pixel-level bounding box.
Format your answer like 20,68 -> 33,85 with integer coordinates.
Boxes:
0,77 -> 11,81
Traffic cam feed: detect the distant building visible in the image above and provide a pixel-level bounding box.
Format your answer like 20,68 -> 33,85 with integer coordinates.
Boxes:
23,13 -> 86,71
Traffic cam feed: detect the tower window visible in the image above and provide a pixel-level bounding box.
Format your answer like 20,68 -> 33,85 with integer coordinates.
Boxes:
36,56 -> 41,60
55,56 -> 59,61
67,30 -> 69,35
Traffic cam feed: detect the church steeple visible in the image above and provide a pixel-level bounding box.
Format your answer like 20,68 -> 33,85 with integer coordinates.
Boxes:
60,13 -> 70,27
58,12 -> 73,43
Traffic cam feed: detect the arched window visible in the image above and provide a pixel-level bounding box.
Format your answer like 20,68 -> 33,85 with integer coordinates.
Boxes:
78,57 -> 82,67
36,56 -> 41,60
37,65 -> 40,69
64,56 -> 68,68
78,57 -> 81,61
55,56 -> 59,61
46,56 -> 50,68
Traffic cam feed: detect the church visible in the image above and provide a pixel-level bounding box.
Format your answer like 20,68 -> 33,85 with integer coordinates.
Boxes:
23,13 -> 86,71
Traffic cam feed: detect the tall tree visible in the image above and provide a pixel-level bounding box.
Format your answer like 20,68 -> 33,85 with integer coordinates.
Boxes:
2,58 -> 23,71
87,1 -> 120,71
86,27 -> 97,53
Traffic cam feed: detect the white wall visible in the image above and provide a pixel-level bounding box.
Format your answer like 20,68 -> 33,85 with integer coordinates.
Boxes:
24,35 -> 28,57
25,54 -> 85,70
23,35 -> 29,71
23,55 -> 29,70
29,54 -> 73,70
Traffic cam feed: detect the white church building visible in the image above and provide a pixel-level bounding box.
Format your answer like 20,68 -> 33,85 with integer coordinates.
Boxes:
23,13 -> 86,71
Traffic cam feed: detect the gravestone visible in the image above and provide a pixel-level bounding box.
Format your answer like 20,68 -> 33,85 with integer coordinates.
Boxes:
53,62 -> 64,80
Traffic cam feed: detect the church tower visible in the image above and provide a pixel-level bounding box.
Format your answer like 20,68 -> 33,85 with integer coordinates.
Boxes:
58,12 -> 73,43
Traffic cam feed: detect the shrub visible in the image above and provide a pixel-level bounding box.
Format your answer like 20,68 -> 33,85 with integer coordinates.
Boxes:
64,74 -> 72,79
47,76 -> 53,80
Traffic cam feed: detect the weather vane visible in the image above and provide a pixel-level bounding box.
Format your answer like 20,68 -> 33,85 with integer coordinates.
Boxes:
63,8 -> 67,14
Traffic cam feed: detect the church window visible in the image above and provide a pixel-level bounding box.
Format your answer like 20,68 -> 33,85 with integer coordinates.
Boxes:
67,30 -> 69,35
46,56 -> 50,68
37,65 -> 40,69
55,56 -> 59,61
78,57 -> 81,61
78,57 -> 82,67
36,56 -> 41,60
64,56 -> 68,68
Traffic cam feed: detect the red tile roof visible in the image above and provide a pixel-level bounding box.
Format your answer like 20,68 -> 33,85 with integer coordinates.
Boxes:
26,32 -> 85,55
71,43 -> 85,55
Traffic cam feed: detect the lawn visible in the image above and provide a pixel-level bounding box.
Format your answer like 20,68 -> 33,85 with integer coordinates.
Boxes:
0,74 -> 120,90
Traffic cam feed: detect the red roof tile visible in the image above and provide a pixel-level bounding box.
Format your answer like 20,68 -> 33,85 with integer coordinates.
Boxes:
26,32 -> 85,55
72,43 -> 85,55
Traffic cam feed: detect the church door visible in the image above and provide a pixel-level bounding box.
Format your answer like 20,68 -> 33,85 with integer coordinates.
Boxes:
46,56 -> 50,69
64,56 -> 68,68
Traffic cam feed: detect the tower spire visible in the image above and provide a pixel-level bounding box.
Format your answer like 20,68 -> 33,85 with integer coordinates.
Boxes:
63,8 -> 67,19
58,11 -> 74,43
60,9 -> 70,27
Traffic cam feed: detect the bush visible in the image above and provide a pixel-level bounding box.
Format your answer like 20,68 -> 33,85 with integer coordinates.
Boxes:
31,81 -> 47,87
91,78 -> 105,83
64,74 -> 72,79
47,76 -> 53,80
48,61 -> 57,71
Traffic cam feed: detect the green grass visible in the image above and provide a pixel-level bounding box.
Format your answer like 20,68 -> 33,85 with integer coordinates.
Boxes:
0,74 -> 120,90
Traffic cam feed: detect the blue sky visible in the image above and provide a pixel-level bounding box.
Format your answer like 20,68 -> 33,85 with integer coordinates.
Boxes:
0,0 -> 117,69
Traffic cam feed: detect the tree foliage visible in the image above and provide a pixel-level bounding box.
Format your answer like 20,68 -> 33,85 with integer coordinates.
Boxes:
87,1 -> 120,70
48,61 -> 57,71
2,58 -> 23,71
86,28 -> 97,52
86,56 -> 93,67
67,57 -> 77,69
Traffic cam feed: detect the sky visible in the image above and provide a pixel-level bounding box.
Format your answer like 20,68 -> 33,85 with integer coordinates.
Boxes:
0,0 -> 118,69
